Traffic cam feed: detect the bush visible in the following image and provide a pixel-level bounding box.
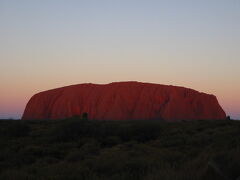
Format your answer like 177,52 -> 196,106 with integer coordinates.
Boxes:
0,119 -> 240,179
1,122 -> 30,137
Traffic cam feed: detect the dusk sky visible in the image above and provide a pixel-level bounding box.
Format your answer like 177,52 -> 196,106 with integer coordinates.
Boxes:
0,0 -> 239,119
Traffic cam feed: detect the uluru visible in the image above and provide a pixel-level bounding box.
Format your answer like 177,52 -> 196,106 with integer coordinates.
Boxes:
22,81 -> 226,121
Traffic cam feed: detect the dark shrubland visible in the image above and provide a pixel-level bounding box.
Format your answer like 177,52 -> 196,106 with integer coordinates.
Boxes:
0,119 -> 240,180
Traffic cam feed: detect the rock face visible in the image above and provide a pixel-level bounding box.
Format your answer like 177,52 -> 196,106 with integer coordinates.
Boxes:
22,82 -> 226,121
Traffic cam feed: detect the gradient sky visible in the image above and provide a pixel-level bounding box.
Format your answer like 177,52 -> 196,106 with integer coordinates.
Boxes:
0,0 -> 239,119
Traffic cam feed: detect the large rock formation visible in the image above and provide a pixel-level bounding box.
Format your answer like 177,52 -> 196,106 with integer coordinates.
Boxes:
22,82 -> 226,121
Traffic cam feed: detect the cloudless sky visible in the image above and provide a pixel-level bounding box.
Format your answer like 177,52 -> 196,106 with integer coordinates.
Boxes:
0,0 -> 239,119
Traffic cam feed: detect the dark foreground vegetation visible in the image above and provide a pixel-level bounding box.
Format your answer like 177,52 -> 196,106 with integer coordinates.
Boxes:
0,118 -> 240,180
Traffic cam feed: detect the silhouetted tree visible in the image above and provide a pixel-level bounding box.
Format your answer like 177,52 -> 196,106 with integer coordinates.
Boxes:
82,112 -> 88,120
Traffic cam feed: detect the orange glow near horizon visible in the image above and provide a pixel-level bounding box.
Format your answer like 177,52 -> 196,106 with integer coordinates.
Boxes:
0,79 -> 239,119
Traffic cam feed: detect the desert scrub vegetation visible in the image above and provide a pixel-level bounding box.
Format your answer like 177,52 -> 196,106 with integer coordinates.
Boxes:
0,118 -> 239,180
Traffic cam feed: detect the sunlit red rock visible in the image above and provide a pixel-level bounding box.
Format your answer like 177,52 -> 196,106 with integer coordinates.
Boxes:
22,82 -> 226,121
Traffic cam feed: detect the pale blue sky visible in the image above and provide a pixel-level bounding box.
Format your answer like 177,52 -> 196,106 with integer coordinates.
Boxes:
0,0 -> 240,119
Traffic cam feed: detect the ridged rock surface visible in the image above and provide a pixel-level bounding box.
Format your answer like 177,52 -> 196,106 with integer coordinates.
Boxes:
22,82 -> 226,121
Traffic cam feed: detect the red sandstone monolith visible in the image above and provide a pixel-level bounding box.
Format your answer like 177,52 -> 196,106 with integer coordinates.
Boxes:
22,82 -> 226,121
